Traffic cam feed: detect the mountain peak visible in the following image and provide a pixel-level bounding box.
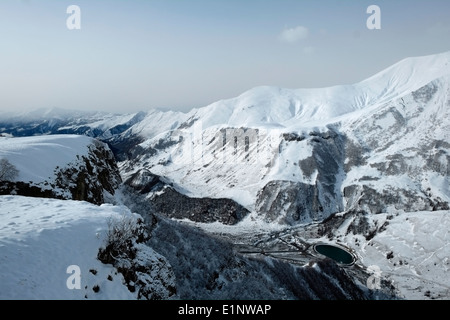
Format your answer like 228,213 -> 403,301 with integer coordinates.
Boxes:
186,51 -> 450,129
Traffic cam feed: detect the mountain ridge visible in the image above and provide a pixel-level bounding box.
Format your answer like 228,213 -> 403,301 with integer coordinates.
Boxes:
1,50 -> 449,220
2,51 -> 450,130
1,51 -> 449,300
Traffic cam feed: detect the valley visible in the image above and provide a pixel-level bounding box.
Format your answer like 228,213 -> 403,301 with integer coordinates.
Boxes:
1,51 -> 449,300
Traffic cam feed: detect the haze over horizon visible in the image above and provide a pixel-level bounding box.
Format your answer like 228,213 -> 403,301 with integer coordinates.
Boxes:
1,0 -> 450,114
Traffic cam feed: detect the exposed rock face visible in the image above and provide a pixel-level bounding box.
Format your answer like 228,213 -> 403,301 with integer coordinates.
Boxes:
0,139 -> 122,205
123,169 -> 165,194
343,184 -> 449,214
317,209 -> 381,241
340,79 -> 450,215
54,140 -> 122,204
130,243 -> 177,300
124,169 -> 250,225
0,181 -> 63,200
151,187 -> 250,225
256,129 -> 346,225
256,181 -> 323,224
97,214 -> 176,300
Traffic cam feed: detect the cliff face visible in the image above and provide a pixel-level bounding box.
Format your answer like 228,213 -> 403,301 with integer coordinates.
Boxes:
123,169 -> 250,225
54,140 -> 122,205
255,129 -> 347,224
0,136 -> 122,205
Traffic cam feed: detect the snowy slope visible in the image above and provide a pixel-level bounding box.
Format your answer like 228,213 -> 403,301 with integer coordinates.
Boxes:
0,135 -> 92,184
0,134 -> 122,205
183,51 -> 450,129
318,209 -> 450,300
351,210 -> 450,300
0,195 -> 137,300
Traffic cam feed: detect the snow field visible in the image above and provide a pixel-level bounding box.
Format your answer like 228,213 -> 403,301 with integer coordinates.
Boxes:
0,195 -> 138,300
336,210 -> 450,300
0,135 -> 93,184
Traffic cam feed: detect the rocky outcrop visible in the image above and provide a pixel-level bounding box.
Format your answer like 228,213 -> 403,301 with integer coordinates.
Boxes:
256,129 -> 346,225
97,213 -> 176,300
123,169 -> 165,194
54,140 -> 122,204
317,209 -> 382,241
0,139 -> 122,205
124,168 -> 250,225
343,184 -> 449,214
256,181 -> 324,224
0,181 -> 64,200
151,187 -> 250,225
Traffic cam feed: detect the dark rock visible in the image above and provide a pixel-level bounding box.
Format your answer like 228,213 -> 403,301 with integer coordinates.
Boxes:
124,169 -> 164,194
123,168 -> 250,225
283,132 -> 305,142
343,184 -> 449,214
151,187 -> 250,225
54,140 -> 122,205
257,129 -> 346,225
412,82 -> 438,103
256,180 -> 324,224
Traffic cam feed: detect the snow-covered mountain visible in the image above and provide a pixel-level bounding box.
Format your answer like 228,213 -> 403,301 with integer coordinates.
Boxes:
117,51 -> 449,225
174,51 -> 450,129
1,51 -> 449,300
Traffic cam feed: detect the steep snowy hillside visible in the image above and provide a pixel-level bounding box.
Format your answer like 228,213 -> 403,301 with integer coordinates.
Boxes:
0,135 -> 121,204
118,51 -> 449,225
0,195 -> 175,300
1,194 -> 395,300
178,51 -> 450,129
341,75 -> 450,214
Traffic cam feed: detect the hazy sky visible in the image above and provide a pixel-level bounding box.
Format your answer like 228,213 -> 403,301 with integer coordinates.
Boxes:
1,0 -> 450,114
